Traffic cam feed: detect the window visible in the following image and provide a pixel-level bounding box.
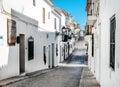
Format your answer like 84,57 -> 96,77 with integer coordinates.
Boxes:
110,15 -> 116,70
33,0 -> 36,6
28,37 -> 34,60
7,19 -> 16,46
54,18 -> 56,29
43,46 -> 46,64
92,34 -> 94,57
48,12 -> 50,19
43,8 -> 45,24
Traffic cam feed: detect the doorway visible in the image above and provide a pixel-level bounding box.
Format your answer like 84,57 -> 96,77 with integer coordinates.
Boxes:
52,43 -> 54,67
68,42 -> 69,56
48,45 -> 50,68
19,34 -> 25,74
64,44 -> 65,60
60,46 -> 61,62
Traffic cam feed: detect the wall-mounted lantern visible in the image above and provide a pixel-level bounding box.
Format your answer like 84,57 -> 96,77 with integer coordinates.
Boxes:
17,36 -> 20,44
62,26 -> 68,42
62,26 -> 67,34
55,31 -> 60,37
28,36 -> 34,60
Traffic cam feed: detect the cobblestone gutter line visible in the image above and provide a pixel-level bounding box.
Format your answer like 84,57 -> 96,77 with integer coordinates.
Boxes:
0,49 -> 75,87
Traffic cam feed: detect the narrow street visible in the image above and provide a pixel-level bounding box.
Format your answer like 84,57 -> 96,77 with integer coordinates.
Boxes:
1,0 -> 120,87
2,41 -> 87,87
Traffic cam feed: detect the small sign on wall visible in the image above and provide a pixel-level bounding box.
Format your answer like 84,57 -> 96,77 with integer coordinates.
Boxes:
0,36 -> 3,45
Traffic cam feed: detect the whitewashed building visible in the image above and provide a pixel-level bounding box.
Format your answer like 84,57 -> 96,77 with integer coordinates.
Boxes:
0,0 -> 79,80
86,0 -> 120,87
56,9 -> 78,63
0,0 -> 60,80
51,7 -> 62,65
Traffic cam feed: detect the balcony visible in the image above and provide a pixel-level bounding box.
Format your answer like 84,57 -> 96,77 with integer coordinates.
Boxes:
87,15 -> 97,25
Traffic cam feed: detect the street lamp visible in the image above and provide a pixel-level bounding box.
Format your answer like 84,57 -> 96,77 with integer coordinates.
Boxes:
55,31 -> 60,37
62,26 -> 68,42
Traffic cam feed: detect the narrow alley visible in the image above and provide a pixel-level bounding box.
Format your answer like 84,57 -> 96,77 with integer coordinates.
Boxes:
1,0 -> 120,87
1,41 -> 86,87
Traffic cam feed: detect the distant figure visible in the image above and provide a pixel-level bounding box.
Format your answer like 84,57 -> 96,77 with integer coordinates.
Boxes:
85,42 -> 88,54
80,31 -> 84,41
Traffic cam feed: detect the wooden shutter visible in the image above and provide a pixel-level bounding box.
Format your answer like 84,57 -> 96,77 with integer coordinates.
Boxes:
54,18 -> 56,29
43,8 -> 45,24
48,12 -> 50,19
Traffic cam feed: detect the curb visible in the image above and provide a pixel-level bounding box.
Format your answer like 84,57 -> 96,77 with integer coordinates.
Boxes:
0,67 -> 58,86
79,68 -> 84,87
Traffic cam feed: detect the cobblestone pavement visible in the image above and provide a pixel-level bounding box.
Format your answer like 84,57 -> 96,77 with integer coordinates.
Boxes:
79,67 -> 100,87
2,41 -> 87,87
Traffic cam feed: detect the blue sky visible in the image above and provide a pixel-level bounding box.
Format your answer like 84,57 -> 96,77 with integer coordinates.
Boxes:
53,0 -> 87,30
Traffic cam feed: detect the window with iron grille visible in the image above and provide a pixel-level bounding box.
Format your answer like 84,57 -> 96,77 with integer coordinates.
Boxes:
43,46 -> 46,64
110,15 -> 116,70
28,37 -> 34,60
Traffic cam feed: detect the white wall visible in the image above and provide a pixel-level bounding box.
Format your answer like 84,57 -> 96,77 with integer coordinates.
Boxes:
0,0 -> 60,80
0,0 -> 76,80
97,0 -> 120,87
91,20 -> 101,83
2,0 -> 56,32
85,35 -> 92,69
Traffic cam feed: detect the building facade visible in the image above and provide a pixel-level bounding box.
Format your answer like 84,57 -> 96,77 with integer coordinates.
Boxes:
56,9 -> 79,63
0,0 -> 79,80
86,0 -> 120,87
0,0 -> 60,80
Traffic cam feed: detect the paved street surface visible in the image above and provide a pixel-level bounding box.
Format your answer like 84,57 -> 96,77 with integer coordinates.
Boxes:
2,41 -> 87,87
1,40 -> 100,87
79,67 -> 100,87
